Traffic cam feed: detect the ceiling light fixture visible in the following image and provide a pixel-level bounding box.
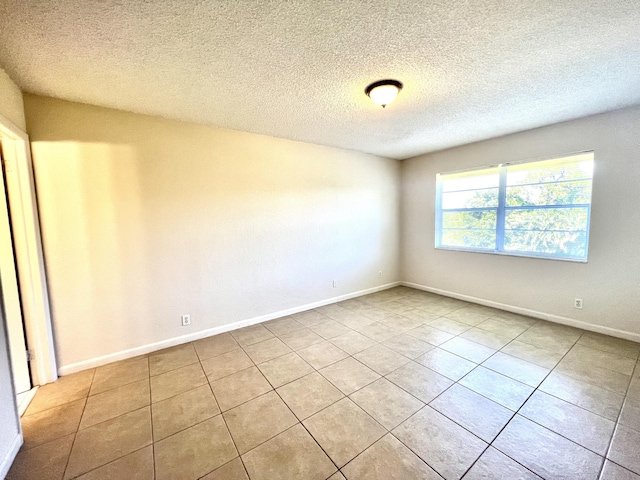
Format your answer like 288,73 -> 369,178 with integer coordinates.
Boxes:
365,79 -> 403,108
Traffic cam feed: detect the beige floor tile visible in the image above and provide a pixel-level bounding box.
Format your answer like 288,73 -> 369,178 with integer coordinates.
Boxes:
494,415 -> 603,479
516,328 -> 577,354
154,415 -> 237,480
379,313 -> 425,331
263,316 -> 305,336
460,328 -> 513,349
460,366 -> 534,411
491,311 -> 538,326
152,384 -> 220,441
429,317 -> 473,335
6,433 -> 74,480
231,324 -> 275,346
242,337 -> 291,364
329,330 -> 377,355
386,361 -> 453,403
276,372 -> 344,420
400,308 -> 440,324
439,336 -> 496,363
149,343 -> 199,376
379,300 -> 416,315
360,306 -> 397,323
241,424 -> 336,480
223,391 -> 298,454
342,433 -> 439,479
210,366 -> 273,411
257,352 -> 314,388
407,324 -> 455,346
392,406 -> 487,479
565,344 -> 637,375
201,348 -> 254,381
75,445 -> 154,480
201,457 -> 249,480
519,391 -> 615,455
319,357 -> 380,395
279,328 -> 324,350
600,460 -> 640,480
609,425 -> 640,475
578,332 -> 640,360
194,333 -> 240,360
430,383 -> 513,442
22,399 -> 85,450
303,398 -> 385,467
150,362 -> 207,403
445,307 -> 493,325
290,309 -> 330,327
349,378 -> 424,430
80,379 -> 150,429
539,372 -> 624,421
297,340 -> 349,369
336,310 -> 382,328
26,369 -> 94,415
556,356 -> 631,395
415,348 -> 476,381
310,319 -> 352,339
482,351 -> 550,387
383,334 -> 434,359
501,340 -> 563,369
476,317 -> 530,338
353,322 -> 400,342
354,345 -> 410,375
525,322 -> 582,341
619,397 -> 640,431
463,447 -> 541,480
65,407 -> 152,479
90,357 -> 149,396
327,472 -> 346,480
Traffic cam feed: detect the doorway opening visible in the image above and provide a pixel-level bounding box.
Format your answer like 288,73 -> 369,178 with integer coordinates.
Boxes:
0,110 -> 57,413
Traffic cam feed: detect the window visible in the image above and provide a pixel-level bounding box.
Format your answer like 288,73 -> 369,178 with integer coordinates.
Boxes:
435,152 -> 594,261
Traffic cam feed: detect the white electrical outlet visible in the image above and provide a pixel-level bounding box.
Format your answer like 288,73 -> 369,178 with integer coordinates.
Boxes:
332,280 -> 336,288
181,314 -> 191,326
574,298 -> 583,310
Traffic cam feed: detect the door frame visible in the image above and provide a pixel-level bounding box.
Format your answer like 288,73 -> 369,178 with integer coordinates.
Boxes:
0,111 -> 57,385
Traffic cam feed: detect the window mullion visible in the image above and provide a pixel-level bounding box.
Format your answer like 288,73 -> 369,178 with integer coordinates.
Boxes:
496,165 -> 507,252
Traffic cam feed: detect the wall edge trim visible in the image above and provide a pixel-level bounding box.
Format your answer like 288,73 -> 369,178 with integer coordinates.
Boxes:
0,432 -> 22,479
58,281 -> 401,375
402,281 -> 640,343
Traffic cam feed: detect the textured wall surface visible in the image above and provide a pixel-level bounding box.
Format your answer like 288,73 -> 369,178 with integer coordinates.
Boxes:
0,67 -> 25,130
24,94 -> 400,370
2,1 -> 640,158
401,105 -> 640,337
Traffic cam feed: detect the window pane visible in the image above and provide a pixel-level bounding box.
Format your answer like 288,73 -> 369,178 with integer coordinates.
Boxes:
506,153 -> 594,186
441,210 -> 496,249
441,167 -> 499,193
506,180 -> 592,206
442,229 -> 496,249
504,207 -> 589,258
443,188 -> 499,209
443,210 -> 497,230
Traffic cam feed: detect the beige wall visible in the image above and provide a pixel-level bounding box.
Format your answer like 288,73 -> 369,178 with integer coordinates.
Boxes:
24,94 -> 401,371
0,68 -> 25,131
401,106 -> 640,340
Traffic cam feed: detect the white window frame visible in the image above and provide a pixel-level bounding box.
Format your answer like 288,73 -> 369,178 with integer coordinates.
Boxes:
435,151 -> 594,263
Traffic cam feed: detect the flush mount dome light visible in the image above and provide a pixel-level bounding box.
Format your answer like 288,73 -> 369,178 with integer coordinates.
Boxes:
365,79 -> 403,108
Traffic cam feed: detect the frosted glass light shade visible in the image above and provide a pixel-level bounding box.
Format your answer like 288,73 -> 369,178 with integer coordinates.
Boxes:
365,80 -> 403,108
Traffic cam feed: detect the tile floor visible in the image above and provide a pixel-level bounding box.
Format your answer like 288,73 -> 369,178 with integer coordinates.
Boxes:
7,286 -> 640,480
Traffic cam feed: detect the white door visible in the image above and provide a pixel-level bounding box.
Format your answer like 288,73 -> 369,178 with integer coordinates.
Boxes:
0,145 -> 30,394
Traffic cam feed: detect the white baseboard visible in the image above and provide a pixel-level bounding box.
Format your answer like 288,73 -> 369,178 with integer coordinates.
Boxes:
403,281 -> 640,344
17,386 -> 39,417
0,432 -> 22,479
58,282 -> 401,375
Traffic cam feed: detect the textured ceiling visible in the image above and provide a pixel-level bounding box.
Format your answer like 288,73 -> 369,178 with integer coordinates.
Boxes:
1,1 -> 640,159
